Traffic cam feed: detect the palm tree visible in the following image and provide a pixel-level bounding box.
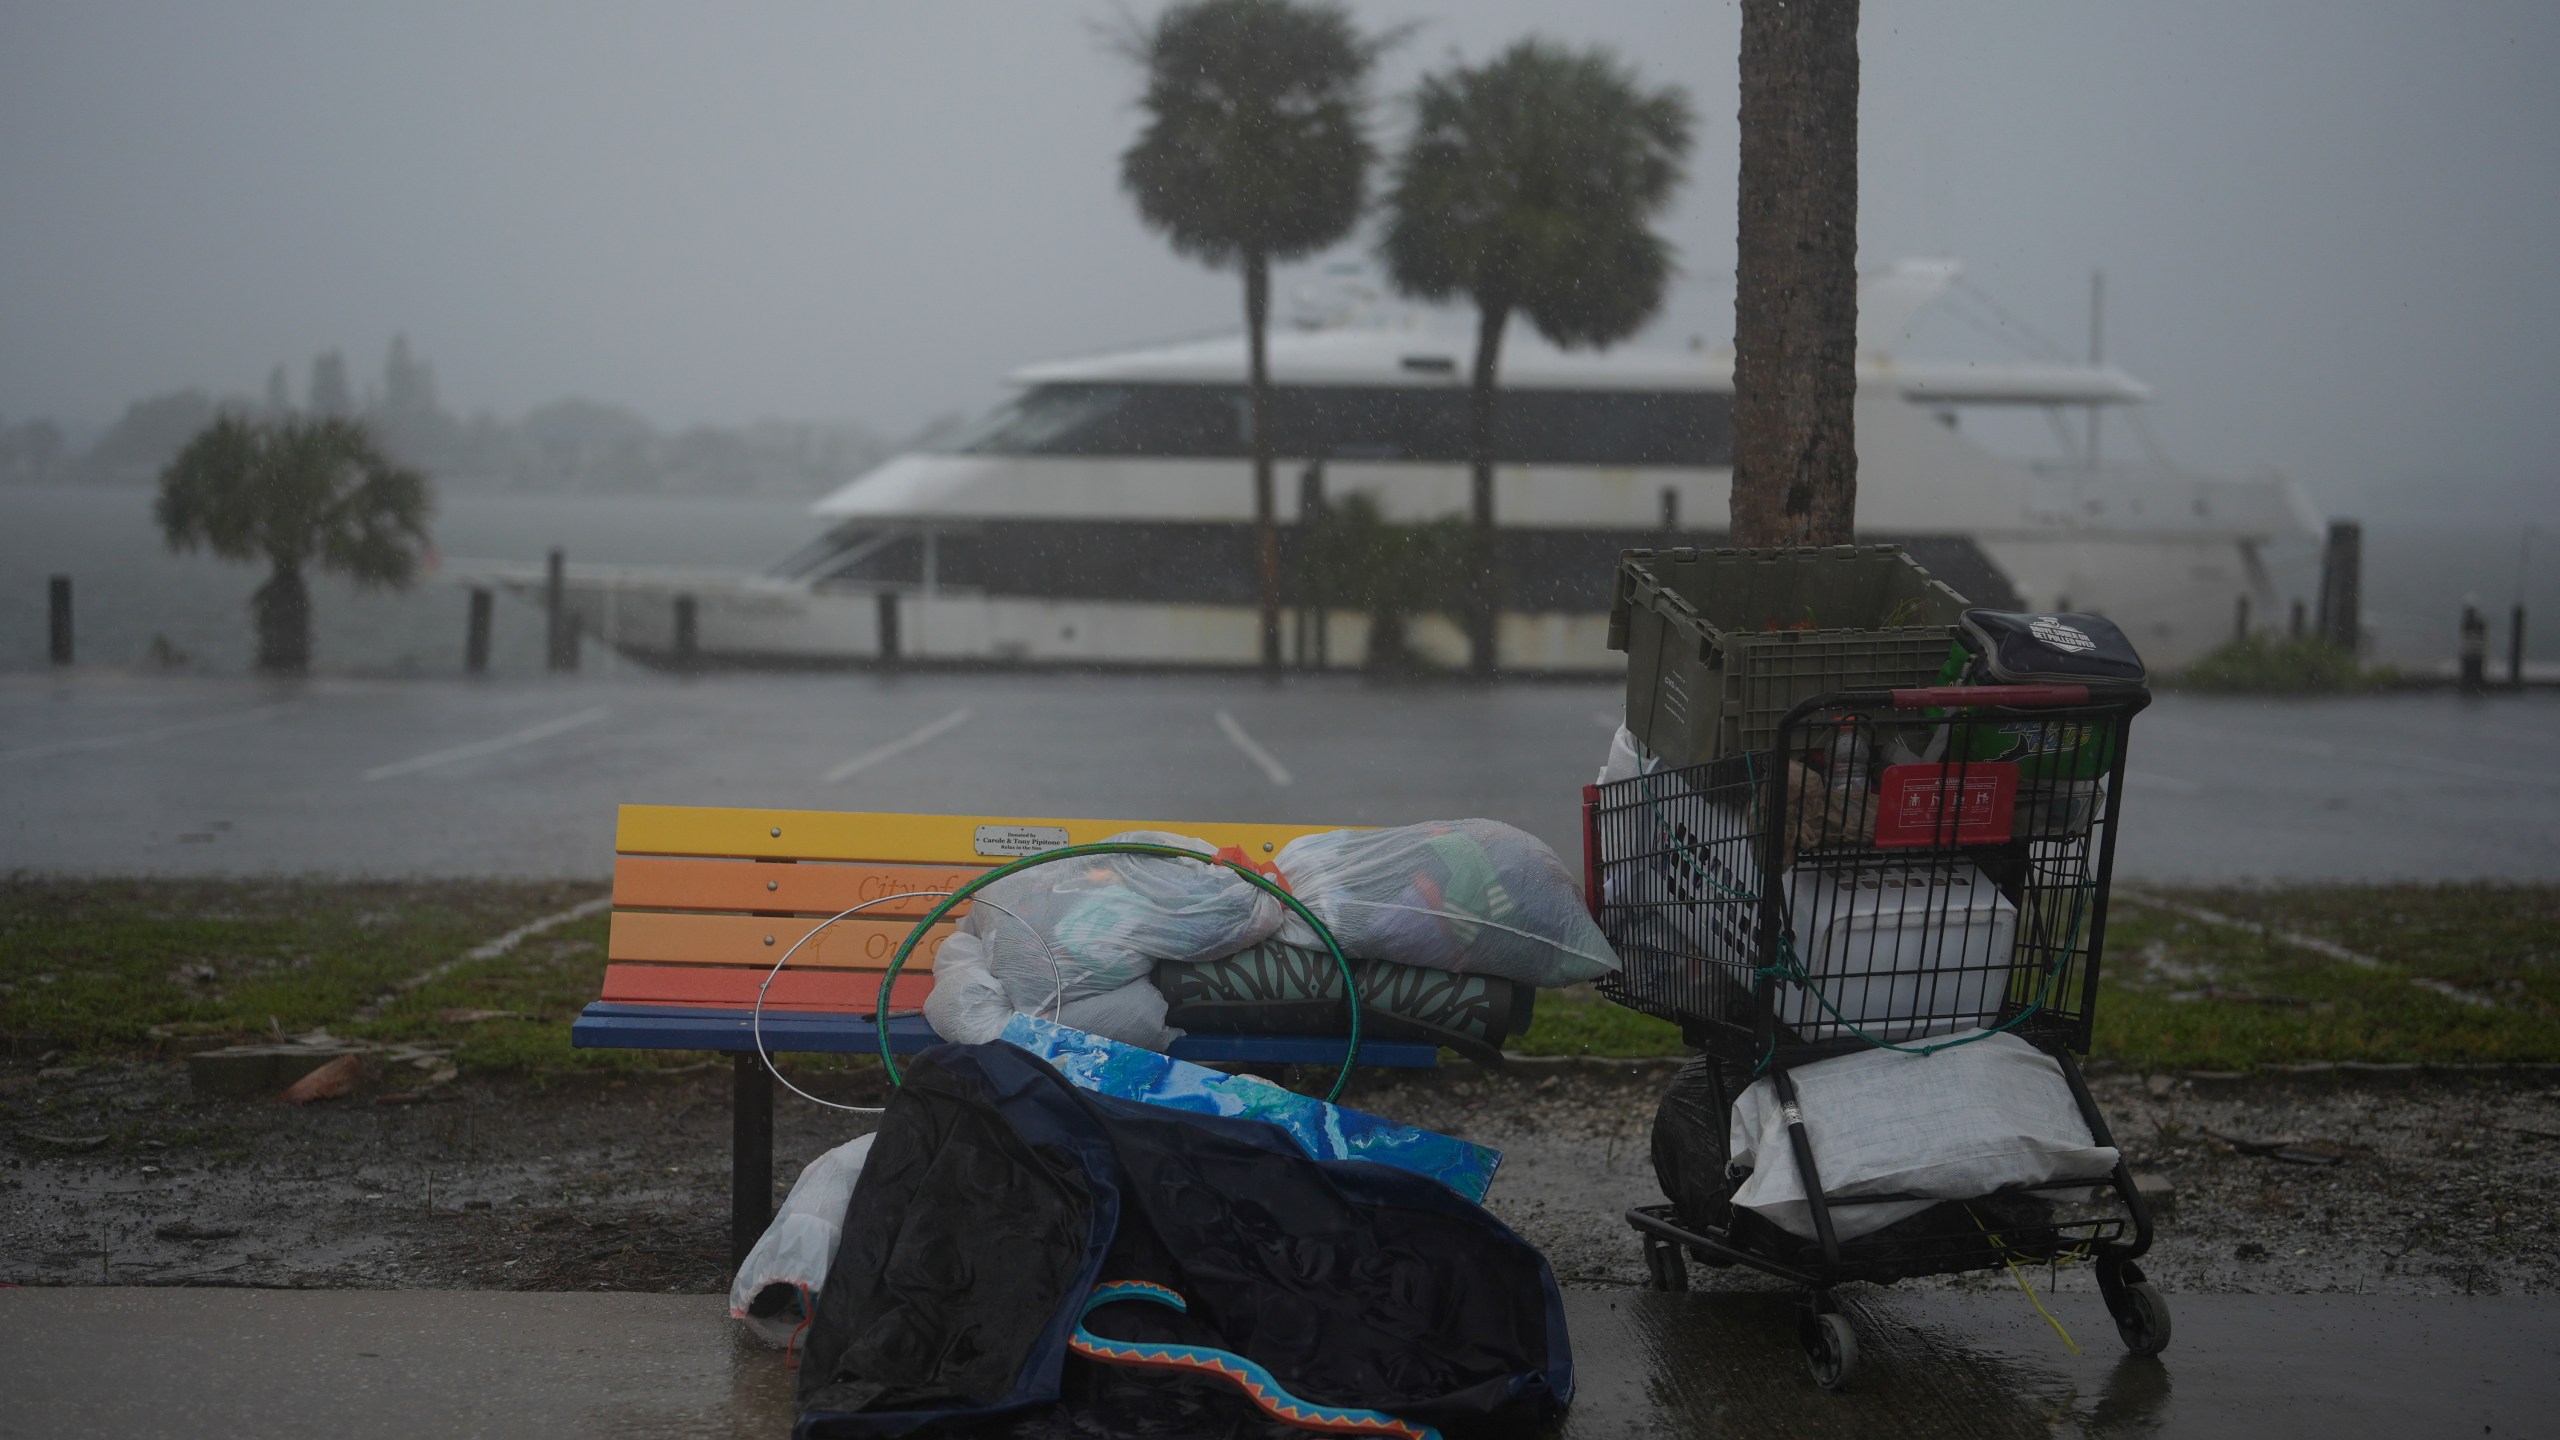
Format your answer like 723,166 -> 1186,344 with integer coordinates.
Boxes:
1380,41 -> 1692,675
1118,0 -> 1388,672
155,414 -> 433,673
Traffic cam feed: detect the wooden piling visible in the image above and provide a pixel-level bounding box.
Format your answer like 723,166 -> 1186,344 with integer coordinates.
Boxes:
875,590 -> 901,665
465,588 -> 492,674
2317,520 -> 2362,652
544,548 -> 577,672
47,575 -> 71,665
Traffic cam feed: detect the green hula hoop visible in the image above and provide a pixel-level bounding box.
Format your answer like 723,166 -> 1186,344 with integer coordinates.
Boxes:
876,841 -> 1365,1102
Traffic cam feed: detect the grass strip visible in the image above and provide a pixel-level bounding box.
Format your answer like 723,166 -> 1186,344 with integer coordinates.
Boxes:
3,879 -> 2552,1075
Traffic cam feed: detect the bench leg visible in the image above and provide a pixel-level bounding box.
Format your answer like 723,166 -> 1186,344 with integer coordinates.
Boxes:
732,1052 -> 774,1269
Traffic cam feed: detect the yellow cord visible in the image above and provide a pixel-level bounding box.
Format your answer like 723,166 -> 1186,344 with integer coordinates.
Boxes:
1968,1207 -> 2082,1355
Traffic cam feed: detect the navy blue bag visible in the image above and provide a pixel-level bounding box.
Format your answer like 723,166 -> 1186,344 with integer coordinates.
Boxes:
796,1042 -> 1573,1439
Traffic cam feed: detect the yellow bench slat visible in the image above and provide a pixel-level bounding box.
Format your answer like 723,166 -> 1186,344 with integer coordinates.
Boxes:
616,805 -> 1349,866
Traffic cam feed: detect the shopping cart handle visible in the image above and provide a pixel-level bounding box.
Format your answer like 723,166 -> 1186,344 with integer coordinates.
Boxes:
1884,683 -> 2091,709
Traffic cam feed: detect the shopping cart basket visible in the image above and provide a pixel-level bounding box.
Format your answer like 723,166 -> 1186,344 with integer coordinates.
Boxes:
1582,681 -> 2166,1389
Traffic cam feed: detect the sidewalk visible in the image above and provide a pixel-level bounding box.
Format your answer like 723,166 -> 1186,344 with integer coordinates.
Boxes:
5,1285 -> 2555,1438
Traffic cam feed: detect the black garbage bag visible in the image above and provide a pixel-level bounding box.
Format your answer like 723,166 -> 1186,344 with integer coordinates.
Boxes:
1650,1055 -> 1733,1236
796,1041 -> 1572,1439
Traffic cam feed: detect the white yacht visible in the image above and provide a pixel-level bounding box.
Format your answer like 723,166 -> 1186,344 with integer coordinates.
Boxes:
481,262 -> 2323,672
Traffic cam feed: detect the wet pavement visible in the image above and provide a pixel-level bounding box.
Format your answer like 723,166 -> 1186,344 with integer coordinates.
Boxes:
3,1285 -> 2554,1438
4,670 -> 2556,883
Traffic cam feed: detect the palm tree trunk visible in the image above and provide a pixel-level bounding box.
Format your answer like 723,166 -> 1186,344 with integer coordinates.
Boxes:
254,560 -> 311,673
1245,250 -> 1281,672
1466,298 -> 1510,676
1730,0 -> 1860,548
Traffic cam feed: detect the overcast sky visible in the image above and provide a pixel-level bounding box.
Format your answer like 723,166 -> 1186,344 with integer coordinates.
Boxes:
3,1 -> 2554,520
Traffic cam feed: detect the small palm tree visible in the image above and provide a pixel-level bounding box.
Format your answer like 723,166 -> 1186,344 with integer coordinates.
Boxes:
1300,492 -> 1470,672
1380,41 -> 1692,674
1118,0 -> 1390,672
156,414 -> 433,673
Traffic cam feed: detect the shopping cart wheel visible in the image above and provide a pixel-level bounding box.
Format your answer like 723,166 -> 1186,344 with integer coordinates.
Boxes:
1801,1310 -> 1859,1392
1642,1235 -> 1689,1292
2098,1259 -> 2172,1356
2109,1280 -> 2171,1356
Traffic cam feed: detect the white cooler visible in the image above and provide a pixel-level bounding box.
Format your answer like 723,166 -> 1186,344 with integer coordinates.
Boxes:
1775,862 -> 2019,1042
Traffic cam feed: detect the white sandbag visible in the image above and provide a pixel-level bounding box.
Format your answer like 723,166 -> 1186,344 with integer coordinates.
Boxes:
730,1132 -> 875,1347
1727,1030 -> 2119,1241
958,830 -> 1286,1008
1274,819 -> 1619,987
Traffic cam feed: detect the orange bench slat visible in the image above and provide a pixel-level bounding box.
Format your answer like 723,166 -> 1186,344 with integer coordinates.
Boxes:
600,963 -> 935,1012
607,911 -> 955,970
610,855 -> 986,917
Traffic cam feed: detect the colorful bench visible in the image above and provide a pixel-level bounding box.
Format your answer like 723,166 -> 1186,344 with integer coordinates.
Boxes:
570,804 -> 1446,1261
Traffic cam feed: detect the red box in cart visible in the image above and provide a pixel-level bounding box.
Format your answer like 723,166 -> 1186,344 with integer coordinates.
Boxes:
1871,762 -> 2019,847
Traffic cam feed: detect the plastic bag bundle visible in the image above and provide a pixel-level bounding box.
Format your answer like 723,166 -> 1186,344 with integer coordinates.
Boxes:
731,1133 -> 876,1348
956,830 -> 1286,1008
924,929 -> 1184,1051
924,830 -> 1260,1052
1275,819 -> 1619,987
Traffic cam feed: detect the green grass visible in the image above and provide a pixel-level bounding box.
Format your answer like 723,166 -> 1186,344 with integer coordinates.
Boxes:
1510,983 -> 1685,1058
2168,634 -> 2399,694
0,877 -> 640,1073
2093,884 -> 2560,1070
6,880 -> 2553,1075
1512,883 -> 2560,1068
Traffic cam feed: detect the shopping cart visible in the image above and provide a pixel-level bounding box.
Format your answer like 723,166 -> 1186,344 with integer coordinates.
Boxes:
1583,681 -> 2166,1390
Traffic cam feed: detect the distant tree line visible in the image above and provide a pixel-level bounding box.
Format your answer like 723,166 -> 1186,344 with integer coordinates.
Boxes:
6,335 -> 890,498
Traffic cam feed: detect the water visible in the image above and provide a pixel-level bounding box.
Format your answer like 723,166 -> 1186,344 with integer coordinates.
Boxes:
3,485 -> 2550,675
0,486 -> 812,677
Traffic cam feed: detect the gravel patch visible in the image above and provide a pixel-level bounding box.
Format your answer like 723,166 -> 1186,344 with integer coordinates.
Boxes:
6,1054 -> 2555,1299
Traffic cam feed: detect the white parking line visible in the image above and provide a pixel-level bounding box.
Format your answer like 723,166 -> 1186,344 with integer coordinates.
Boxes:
2126,770 -> 2203,795
362,706 -> 613,781
822,707 -> 974,783
1216,710 -> 1293,787
0,702 -> 297,764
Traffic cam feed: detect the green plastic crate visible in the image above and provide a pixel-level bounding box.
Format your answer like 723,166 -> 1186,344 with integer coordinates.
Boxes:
1609,545 -> 1972,764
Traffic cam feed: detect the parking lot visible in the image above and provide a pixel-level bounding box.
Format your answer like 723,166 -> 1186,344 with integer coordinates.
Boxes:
5,669 -> 2556,883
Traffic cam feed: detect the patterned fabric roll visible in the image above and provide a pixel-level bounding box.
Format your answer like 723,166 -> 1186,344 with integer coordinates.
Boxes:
1156,942 -> 1532,1066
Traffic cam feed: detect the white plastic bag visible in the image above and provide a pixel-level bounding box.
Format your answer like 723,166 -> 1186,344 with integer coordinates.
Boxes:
1054,979 -> 1181,1053
1727,1030 -> 2119,1241
925,929 -> 1184,1051
1274,819 -> 1618,987
1596,724 -> 1659,785
730,1132 -> 875,1347
920,932 -> 1013,1044
958,829 -> 1286,1006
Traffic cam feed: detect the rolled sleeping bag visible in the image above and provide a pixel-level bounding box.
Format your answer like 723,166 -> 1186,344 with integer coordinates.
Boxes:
1156,941 -> 1533,1067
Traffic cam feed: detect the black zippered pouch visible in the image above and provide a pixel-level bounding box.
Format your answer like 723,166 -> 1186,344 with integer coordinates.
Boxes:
1959,609 -> 2148,684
